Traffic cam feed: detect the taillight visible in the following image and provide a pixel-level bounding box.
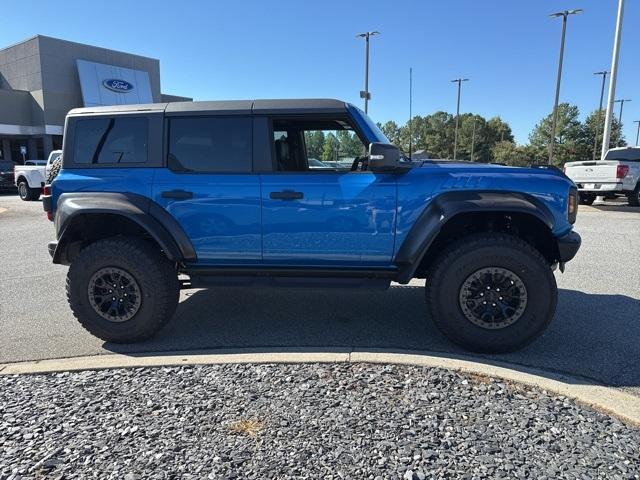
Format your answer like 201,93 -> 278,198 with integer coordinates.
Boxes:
568,187 -> 578,224
616,165 -> 629,179
43,185 -> 51,196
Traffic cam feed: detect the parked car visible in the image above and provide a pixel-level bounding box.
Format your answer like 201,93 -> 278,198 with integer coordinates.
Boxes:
14,160 -> 46,201
0,160 -> 17,192
43,99 -> 581,353
564,146 -> 640,206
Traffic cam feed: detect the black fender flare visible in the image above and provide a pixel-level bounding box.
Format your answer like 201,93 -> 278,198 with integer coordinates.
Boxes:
393,190 -> 556,283
52,192 -> 196,264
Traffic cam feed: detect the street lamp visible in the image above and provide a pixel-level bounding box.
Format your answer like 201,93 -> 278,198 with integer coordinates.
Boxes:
592,71 -> 608,160
409,67 -> 413,159
356,31 -> 380,114
634,120 -> 640,145
601,0 -> 625,159
451,78 -> 469,160
614,98 -> 631,124
470,117 -> 477,162
548,9 -> 583,163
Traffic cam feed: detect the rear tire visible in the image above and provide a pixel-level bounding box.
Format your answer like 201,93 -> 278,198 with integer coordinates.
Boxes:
627,184 -> 640,207
425,233 -> 557,353
18,180 -> 39,201
579,192 -> 596,205
66,237 -> 179,343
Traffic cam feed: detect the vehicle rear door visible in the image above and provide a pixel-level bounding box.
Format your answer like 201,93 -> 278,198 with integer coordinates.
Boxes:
152,114 -> 262,264
256,116 -> 397,267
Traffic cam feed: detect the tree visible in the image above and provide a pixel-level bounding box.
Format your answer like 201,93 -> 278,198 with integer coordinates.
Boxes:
379,121 -> 402,147
414,111 -> 455,159
491,141 -> 535,167
321,133 -> 339,162
582,110 -> 625,159
304,130 -> 325,160
529,103 -> 627,165
337,130 -> 363,157
529,103 -> 587,165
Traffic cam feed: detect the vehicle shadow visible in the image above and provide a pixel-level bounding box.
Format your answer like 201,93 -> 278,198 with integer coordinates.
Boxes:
103,286 -> 640,388
588,203 -> 639,213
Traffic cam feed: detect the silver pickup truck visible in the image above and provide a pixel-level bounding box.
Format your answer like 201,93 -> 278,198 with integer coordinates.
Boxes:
564,146 -> 640,206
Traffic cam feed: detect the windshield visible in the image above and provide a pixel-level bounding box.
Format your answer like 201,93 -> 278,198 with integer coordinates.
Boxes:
348,105 -> 391,144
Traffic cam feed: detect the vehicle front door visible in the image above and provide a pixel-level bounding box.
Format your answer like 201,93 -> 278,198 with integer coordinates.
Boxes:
258,117 -> 397,266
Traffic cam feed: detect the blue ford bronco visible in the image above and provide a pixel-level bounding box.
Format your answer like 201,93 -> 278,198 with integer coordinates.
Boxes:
43,99 -> 581,353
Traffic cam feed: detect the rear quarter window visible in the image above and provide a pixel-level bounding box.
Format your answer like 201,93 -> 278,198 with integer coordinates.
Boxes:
73,117 -> 148,164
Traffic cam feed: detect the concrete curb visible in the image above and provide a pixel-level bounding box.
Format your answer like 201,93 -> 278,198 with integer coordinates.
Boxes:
1,349 -> 639,427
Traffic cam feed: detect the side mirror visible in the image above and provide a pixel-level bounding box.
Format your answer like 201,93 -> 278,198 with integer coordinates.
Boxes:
368,142 -> 400,171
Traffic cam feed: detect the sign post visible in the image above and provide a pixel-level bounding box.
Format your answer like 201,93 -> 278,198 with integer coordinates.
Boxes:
20,145 -> 27,163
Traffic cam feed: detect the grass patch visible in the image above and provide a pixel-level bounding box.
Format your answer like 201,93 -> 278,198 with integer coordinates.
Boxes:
227,419 -> 264,438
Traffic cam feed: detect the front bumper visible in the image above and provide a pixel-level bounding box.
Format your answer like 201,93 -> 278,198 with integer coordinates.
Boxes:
557,230 -> 581,263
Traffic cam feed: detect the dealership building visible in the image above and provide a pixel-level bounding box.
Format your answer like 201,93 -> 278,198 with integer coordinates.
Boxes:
0,35 -> 190,162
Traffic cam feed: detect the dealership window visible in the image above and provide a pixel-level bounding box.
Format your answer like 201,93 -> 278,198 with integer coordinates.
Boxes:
36,138 -> 44,160
168,117 -> 252,173
52,136 -> 63,150
73,117 -> 148,164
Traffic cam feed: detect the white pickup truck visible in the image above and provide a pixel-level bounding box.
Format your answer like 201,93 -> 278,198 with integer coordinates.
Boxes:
13,150 -> 62,201
564,146 -> 640,206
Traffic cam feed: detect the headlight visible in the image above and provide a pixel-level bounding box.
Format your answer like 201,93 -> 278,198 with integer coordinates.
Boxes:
568,187 -> 578,224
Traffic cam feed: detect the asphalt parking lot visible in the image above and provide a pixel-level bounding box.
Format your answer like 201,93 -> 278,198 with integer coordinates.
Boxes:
0,193 -> 639,395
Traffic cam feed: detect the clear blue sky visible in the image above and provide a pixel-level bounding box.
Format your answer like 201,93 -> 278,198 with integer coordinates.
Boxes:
2,0 -> 639,144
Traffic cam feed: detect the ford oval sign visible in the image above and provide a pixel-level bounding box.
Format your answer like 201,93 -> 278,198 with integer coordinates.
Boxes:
102,79 -> 134,93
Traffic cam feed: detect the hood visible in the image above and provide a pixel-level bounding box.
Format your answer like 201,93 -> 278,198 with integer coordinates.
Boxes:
413,160 -> 567,178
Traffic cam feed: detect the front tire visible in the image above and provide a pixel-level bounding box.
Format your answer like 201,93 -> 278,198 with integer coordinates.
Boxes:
18,181 -> 39,201
425,233 -> 557,353
66,237 -> 179,343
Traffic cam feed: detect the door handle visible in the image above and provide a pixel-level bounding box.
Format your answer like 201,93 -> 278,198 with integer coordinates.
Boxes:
269,190 -> 304,200
161,189 -> 193,200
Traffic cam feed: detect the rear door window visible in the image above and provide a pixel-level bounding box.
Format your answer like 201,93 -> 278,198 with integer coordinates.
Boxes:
73,117 -> 148,164
168,117 -> 252,173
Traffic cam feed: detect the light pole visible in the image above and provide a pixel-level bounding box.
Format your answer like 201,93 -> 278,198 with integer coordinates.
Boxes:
356,31 -> 380,114
634,120 -> 640,145
451,78 -> 469,160
548,9 -> 583,163
614,98 -> 631,124
470,117 -> 477,161
409,67 -> 413,160
601,0 -> 625,158
593,71 -> 608,160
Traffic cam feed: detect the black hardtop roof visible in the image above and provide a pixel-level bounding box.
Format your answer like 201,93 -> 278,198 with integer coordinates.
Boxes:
67,99 -> 351,117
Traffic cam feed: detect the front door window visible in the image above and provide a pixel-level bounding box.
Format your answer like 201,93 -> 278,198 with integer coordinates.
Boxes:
272,119 -> 367,172
260,116 -> 396,265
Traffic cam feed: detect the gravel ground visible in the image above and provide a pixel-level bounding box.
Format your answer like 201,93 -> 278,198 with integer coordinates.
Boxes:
1,364 -> 639,479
